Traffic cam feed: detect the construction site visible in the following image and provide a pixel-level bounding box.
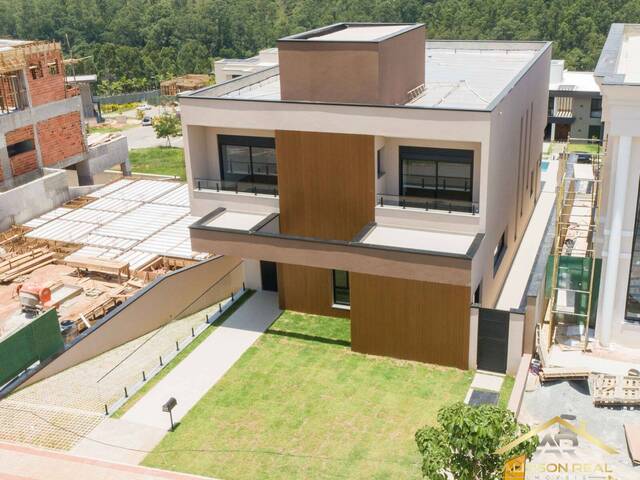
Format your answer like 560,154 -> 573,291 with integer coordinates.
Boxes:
0,173 -> 245,454
519,138 -> 640,471
0,178 -> 209,346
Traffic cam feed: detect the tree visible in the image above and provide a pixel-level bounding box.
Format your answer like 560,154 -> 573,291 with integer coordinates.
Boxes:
153,113 -> 181,147
415,402 -> 538,480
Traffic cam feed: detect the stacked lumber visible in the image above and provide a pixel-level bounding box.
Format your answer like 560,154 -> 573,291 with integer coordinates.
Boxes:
63,196 -> 95,209
590,373 -> 640,406
539,367 -> 591,382
0,249 -> 55,283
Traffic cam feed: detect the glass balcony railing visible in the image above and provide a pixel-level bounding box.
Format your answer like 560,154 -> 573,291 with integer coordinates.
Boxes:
377,193 -> 479,215
195,178 -> 278,196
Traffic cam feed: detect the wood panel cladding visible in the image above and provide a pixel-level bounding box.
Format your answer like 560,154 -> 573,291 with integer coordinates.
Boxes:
277,263 -> 349,319
275,130 -> 375,241
350,272 -> 470,369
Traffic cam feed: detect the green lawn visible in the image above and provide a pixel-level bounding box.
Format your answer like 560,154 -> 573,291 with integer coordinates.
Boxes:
498,375 -> 515,409
567,143 -> 602,154
112,291 -> 254,419
129,147 -> 186,180
143,311 -> 472,480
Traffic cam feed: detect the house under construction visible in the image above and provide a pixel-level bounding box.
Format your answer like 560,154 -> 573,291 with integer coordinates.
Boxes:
540,138 -> 604,354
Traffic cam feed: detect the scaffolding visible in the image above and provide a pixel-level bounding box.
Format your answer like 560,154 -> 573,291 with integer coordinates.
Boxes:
540,138 -> 605,353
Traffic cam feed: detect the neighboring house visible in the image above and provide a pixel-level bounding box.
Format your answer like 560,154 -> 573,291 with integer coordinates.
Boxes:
182,23 -> 551,370
213,48 -> 278,83
593,23 -> 640,349
546,59 -> 603,142
0,39 -> 129,190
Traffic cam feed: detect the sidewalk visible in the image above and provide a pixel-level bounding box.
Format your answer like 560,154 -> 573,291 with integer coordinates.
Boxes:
0,441 -> 213,480
122,291 -> 281,429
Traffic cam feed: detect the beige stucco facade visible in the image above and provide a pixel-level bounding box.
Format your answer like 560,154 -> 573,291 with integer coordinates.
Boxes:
593,24 -> 640,349
182,41 -> 551,308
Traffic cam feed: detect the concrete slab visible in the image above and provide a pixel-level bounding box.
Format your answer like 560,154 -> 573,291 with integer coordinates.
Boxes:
122,291 -> 281,429
0,441 -> 213,480
471,371 -> 504,392
71,418 -> 166,465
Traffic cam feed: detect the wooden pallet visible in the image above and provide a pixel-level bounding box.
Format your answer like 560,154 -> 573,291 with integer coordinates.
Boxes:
539,367 -> 591,382
590,373 -> 640,406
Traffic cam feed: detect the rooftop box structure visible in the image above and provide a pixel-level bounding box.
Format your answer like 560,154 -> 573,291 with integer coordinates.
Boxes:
277,23 -> 425,105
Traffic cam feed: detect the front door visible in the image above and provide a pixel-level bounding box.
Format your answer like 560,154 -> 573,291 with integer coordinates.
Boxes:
260,261 -> 278,292
477,308 -> 509,373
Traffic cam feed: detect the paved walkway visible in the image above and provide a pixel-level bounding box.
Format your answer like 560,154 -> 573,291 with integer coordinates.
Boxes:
122,291 -> 281,429
70,418 -> 166,465
0,441 -> 213,480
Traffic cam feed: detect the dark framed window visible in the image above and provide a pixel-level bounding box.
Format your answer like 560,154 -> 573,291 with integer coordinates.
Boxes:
588,125 -> 602,141
376,149 -> 384,179
7,139 -> 35,157
493,230 -> 507,275
332,270 -> 350,306
218,135 -> 277,185
548,96 -> 555,116
399,146 -> 473,202
590,98 -> 602,119
530,170 -> 535,197
625,181 -> 640,323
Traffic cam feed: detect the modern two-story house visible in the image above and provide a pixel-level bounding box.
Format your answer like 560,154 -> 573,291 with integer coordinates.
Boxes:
183,23 -> 551,370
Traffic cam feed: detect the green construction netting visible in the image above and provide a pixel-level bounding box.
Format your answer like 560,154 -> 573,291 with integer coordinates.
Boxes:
0,309 -> 64,386
545,256 -> 601,327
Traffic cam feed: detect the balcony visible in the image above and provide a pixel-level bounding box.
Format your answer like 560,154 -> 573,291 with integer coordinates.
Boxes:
195,178 -> 278,197
377,194 -> 479,215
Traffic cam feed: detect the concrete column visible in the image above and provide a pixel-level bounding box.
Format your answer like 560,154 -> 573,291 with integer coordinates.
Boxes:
121,158 -> 132,177
0,134 -> 12,185
468,306 -> 479,370
75,158 -> 94,186
599,135 -> 632,347
243,259 -> 262,290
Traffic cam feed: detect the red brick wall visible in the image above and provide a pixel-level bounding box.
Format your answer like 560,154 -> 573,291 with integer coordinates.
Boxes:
10,151 -> 38,176
26,47 -> 66,107
5,125 -> 38,177
37,112 -> 85,166
5,125 -> 34,145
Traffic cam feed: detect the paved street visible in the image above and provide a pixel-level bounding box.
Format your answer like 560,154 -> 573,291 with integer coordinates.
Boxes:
121,124 -> 183,150
0,441 -> 214,480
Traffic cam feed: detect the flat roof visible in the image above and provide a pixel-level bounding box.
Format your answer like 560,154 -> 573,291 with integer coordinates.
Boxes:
549,70 -> 600,94
361,225 -> 476,255
280,23 -> 422,43
595,24 -> 640,85
193,40 -> 548,111
204,211 -> 269,231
